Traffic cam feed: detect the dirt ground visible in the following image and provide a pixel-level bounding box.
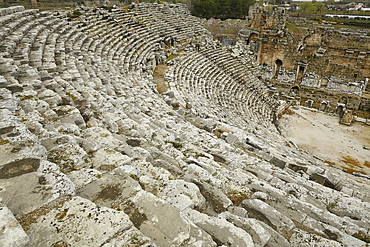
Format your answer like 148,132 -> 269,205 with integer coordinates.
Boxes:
153,64 -> 169,94
279,107 -> 370,175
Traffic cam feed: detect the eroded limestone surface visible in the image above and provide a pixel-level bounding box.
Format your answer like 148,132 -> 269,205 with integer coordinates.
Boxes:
0,3 -> 369,247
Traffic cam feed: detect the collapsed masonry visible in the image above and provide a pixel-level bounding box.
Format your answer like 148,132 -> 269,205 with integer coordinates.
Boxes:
240,4 -> 370,121
0,4 -> 370,247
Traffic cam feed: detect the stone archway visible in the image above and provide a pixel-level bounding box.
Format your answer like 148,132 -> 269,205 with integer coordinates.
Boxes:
296,63 -> 307,82
338,96 -> 348,105
290,86 -> 299,95
336,103 -> 346,117
319,101 -> 329,111
274,59 -> 283,78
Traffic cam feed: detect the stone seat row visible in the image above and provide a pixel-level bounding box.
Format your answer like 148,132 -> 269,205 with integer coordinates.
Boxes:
1,5 -> 370,247
167,50 -> 275,129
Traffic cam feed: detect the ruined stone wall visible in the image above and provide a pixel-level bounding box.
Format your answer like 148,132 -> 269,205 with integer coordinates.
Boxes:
241,4 -> 370,112
247,4 -> 287,32
255,30 -> 370,80
274,80 -> 369,112
1,5 -> 370,246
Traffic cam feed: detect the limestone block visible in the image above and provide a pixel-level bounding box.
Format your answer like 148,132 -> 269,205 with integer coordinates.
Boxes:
220,211 -> 271,247
82,127 -> 124,149
0,205 -> 29,247
0,157 -> 40,179
101,227 -> 156,247
193,180 -> 232,213
321,224 -> 367,247
242,199 -> 295,234
41,134 -> 77,151
91,149 -> 131,171
68,168 -> 102,190
54,123 -> 81,136
269,156 -> 287,169
122,190 -> 216,247
47,143 -> 88,172
0,172 -> 49,217
310,169 -> 342,191
37,89 -> 62,107
290,229 -> 341,247
24,196 -> 139,247
37,160 -> 75,199
78,173 -> 141,208
226,133 -> 239,144
0,88 -> 19,112
58,108 -> 86,128
182,208 -> 254,247
185,163 -> 222,186
327,196 -> 370,222
152,159 -> 183,176
156,179 -> 206,211
74,136 -> 99,153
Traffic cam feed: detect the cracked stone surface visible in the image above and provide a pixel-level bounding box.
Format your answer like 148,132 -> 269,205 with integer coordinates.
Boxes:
0,3 -> 369,247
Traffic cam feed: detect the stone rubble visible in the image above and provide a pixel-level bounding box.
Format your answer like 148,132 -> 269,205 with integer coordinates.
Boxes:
0,3 -> 369,247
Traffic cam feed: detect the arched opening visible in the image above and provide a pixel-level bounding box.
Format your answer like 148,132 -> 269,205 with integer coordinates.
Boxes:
304,99 -> 314,108
336,103 -> 346,117
276,59 -> 283,66
319,101 -> 329,112
274,59 -> 283,78
338,96 -> 348,105
290,86 -> 300,96
247,33 -> 258,45
296,63 -> 307,82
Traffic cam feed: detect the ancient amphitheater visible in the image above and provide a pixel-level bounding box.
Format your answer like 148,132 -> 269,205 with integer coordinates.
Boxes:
0,3 -> 369,246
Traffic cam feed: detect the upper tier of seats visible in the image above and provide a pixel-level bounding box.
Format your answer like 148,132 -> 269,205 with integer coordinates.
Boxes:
0,3 -> 277,130
1,5 -> 370,247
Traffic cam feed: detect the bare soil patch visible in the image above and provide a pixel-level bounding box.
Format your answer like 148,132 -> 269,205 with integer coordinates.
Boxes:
279,107 -> 370,175
153,64 -> 169,94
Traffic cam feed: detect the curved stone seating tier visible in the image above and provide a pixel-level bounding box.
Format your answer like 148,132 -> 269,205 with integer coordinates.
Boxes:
1,5 -> 367,247
167,48 -> 275,129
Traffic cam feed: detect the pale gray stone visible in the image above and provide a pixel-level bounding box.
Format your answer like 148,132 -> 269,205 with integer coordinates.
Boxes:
0,205 -> 29,247
47,143 -> 88,172
242,199 -> 295,234
122,190 -> 216,247
26,196 -> 136,247
182,208 -> 255,247
290,229 -> 341,247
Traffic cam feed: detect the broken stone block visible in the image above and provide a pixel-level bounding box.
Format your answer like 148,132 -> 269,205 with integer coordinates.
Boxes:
193,180 -> 232,214
68,168 -> 102,190
310,169 -> 342,191
91,149 -> 131,171
22,196 -> 150,246
269,156 -> 286,169
0,205 -> 29,247
77,173 -> 141,208
82,127 -> 124,149
182,208 -> 254,246
241,199 -> 295,235
220,211 -> 271,247
47,143 -> 88,172
288,163 -> 308,173
339,110 -> 353,125
290,229 -> 341,247
121,190 -> 215,247
156,179 -> 206,211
